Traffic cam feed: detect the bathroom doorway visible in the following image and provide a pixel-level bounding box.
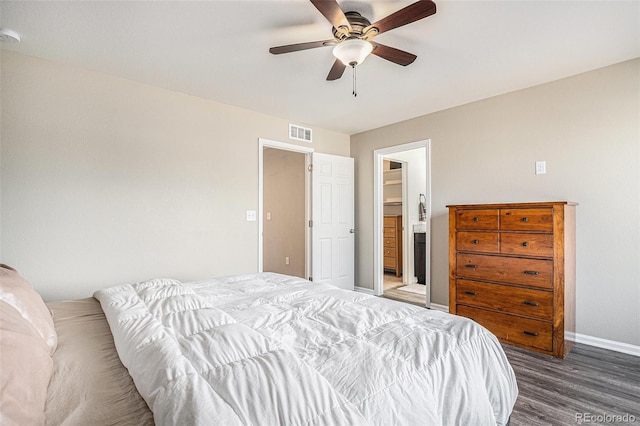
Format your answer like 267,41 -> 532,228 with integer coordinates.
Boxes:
373,140 -> 431,307
380,159 -> 406,296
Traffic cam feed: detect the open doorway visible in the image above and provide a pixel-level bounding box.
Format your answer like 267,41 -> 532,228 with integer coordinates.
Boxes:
258,138 -> 313,278
263,148 -> 306,277
258,139 -> 355,288
380,159 -> 406,294
373,140 -> 431,307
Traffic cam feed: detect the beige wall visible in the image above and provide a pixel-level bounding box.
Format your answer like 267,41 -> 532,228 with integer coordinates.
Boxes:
263,148 -> 306,278
351,59 -> 640,346
0,51 -> 349,301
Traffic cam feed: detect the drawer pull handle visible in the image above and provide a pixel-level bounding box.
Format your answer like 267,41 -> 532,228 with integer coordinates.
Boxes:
464,291 -> 477,296
523,300 -> 539,307
523,330 -> 539,337
522,217 -> 529,223
521,241 -> 528,247
464,264 -> 477,269
524,270 -> 539,275
472,239 -> 479,244
473,217 -> 479,222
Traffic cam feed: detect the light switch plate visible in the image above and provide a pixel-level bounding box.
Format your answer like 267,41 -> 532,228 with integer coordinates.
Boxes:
246,210 -> 256,221
535,161 -> 546,175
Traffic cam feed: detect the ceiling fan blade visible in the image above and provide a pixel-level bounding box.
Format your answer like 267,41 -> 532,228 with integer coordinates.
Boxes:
365,0 -> 436,36
326,59 -> 347,81
310,0 -> 352,35
371,43 -> 417,66
269,39 -> 336,55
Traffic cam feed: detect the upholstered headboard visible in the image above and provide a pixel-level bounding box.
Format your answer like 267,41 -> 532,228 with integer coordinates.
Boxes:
0,264 -> 58,425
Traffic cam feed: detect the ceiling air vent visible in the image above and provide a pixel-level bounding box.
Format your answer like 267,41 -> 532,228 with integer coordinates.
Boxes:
289,124 -> 312,143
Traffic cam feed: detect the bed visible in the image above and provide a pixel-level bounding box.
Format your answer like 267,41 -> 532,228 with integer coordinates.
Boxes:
1,265 -> 518,425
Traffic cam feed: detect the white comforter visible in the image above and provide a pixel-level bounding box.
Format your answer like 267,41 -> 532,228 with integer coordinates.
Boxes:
94,273 -> 517,426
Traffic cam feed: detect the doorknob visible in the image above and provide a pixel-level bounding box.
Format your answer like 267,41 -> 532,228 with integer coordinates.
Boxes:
349,229 -> 356,234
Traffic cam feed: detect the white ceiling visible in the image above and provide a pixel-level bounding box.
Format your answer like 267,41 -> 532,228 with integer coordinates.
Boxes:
1,0 -> 639,135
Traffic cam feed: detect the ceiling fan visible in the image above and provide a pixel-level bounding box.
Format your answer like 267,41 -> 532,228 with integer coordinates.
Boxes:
269,0 -> 437,93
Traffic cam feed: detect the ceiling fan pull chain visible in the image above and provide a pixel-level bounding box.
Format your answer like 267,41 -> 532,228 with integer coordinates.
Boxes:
352,65 -> 357,97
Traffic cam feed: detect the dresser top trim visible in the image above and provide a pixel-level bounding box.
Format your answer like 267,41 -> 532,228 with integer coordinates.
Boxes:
446,201 -> 578,209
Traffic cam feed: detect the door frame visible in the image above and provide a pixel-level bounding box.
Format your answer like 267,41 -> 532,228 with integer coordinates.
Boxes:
258,138 -> 313,277
373,139 -> 432,307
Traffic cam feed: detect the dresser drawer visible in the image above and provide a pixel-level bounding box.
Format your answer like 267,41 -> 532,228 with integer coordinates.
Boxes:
457,232 -> 499,253
384,216 -> 398,227
456,209 -> 499,230
384,248 -> 396,258
383,227 -> 396,238
384,237 -> 396,248
500,208 -> 553,231
456,279 -> 553,320
501,233 -> 554,257
457,305 -> 553,352
383,256 -> 396,269
456,253 -> 553,289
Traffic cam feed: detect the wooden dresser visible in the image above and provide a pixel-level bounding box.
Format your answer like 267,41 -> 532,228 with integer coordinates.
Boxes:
384,215 -> 403,277
448,202 -> 576,358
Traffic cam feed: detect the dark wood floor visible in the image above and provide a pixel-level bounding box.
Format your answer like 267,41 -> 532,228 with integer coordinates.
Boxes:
503,343 -> 640,426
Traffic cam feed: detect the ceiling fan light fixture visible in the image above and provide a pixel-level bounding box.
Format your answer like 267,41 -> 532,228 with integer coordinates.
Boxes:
332,39 -> 373,67
0,28 -> 21,43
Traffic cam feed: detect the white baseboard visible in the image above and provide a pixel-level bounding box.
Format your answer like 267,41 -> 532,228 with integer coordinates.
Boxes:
566,332 -> 640,357
354,286 -> 375,295
428,303 -> 449,312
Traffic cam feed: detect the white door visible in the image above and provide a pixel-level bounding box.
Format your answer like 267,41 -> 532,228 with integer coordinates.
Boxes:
311,153 -> 354,290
